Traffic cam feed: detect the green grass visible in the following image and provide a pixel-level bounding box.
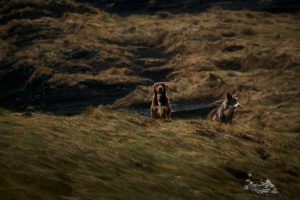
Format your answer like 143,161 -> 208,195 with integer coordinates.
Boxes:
0,108 -> 299,200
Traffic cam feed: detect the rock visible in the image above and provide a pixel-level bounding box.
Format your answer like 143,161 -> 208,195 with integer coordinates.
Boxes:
244,175 -> 279,195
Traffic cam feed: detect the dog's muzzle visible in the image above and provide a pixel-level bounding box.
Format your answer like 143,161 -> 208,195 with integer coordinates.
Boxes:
234,103 -> 240,108
157,87 -> 163,94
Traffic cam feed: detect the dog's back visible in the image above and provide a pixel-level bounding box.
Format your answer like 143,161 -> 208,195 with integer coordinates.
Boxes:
208,100 -> 222,120
208,107 -> 218,120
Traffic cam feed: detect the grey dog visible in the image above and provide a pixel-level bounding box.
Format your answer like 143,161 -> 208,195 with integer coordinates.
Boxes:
208,93 -> 240,124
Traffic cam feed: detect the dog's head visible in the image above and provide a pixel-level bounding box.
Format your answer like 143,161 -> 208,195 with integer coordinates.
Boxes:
226,92 -> 240,108
153,82 -> 168,96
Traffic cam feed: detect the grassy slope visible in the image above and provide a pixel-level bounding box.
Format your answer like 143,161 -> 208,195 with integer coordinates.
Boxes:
0,1 -> 300,199
0,108 -> 299,200
1,3 -> 299,131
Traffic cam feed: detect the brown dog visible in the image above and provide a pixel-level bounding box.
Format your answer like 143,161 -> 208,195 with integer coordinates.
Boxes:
150,82 -> 171,120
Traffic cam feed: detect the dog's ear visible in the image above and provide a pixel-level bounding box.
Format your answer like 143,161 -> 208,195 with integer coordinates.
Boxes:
162,83 -> 169,94
152,83 -> 158,88
227,92 -> 233,100
163,83 -> 168,90
152,83 -> 157,93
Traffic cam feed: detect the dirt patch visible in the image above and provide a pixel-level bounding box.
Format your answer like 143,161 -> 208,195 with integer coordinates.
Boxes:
63,48 -> 99,60
201,34 -> 222,42
222,32 -> 237,38
131,46 -> 173,82
225,166 -> 248,180
215,58 -> 243,71
3,21 -> 62,48
140,67 -> 173,82
241,27 -> 257,36
0,1 -> 94,24
255,147 -> 271,160
223,45 -> 244,52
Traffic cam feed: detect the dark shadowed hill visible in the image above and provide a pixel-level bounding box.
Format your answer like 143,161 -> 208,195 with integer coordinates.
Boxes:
77,0 -> 300,12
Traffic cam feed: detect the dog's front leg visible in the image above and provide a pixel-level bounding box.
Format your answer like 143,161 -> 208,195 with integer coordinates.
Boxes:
151,106 -> 158,119
151,111 -> 155,119
151,109 -> 156,119
165,108 -> 171,121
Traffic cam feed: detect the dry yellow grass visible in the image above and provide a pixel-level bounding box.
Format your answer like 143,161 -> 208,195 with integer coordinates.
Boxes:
1,5 -> 299,131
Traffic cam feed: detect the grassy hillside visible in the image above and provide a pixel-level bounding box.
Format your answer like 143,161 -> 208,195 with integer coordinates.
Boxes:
0,1 -> 300,199
0,107 -> 299,200
1,0 -> 299,131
